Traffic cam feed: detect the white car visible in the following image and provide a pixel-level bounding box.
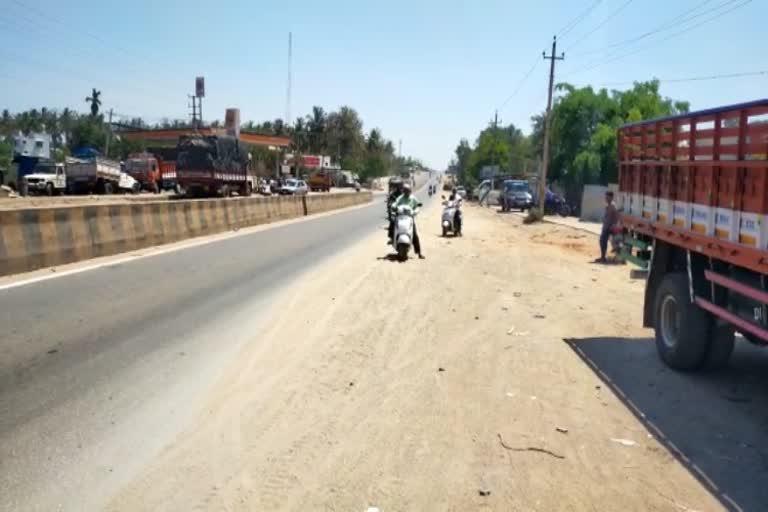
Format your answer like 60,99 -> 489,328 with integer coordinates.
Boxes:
280,179 -> 308,195
118,172 -> 141,194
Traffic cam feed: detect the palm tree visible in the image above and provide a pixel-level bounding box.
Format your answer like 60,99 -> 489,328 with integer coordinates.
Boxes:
85,88 -> 102,117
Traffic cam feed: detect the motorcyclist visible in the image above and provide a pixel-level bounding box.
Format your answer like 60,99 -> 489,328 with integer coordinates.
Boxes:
388,183 -> 424,259
387,178 -> 403,219
448,188 -> 463,232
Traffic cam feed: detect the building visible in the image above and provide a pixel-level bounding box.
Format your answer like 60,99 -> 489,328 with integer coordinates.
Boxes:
13,131 -> 52,159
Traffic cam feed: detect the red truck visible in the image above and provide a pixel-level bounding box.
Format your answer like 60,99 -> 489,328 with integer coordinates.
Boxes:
618,99 -> 768,371
176,135 -> 254,197
124,149 -> 178,193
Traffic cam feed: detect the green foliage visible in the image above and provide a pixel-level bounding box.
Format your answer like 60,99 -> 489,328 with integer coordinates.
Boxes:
544,79 -> 688,192
454,79 -> 688,203
0,139 -> 12,171
85,88 -> 102,117
452,122 -> 536,189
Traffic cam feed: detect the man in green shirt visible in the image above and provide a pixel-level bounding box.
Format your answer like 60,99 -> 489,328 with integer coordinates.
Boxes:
388,183 -> 425,258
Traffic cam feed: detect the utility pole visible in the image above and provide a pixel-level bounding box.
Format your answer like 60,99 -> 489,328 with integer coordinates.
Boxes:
189,95 -> 198,130
105,109 -> 113,157
286,32 -> 292,126
538,35 -> 564,214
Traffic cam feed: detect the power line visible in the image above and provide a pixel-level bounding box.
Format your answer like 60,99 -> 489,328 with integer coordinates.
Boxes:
562,0 -> 751,77
593,70 -> 768,87
557,0 -> 603,39
498,57 -> 541,111
570,0 -> 735,57
564,0 -> 635,53
9,0 -> 145,64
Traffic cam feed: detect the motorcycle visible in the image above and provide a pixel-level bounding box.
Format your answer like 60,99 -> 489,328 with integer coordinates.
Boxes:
392,203 -> 418,261
441,198 -> 462,237
542,190 -> 571,217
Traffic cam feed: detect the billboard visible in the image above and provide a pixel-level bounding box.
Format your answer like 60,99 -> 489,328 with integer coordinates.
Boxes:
225,108 -> 240,138
480,165 -> 500,179
195,76 -> 205,98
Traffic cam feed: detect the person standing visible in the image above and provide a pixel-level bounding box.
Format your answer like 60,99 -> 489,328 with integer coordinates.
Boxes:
599,191 -> 619,263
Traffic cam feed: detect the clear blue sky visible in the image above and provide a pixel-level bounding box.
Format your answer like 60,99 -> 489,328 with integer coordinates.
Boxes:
1,0 -> 766,168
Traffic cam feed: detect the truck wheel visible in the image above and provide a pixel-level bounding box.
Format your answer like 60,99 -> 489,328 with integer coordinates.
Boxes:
703,324 -> 735,370
654,273 -> 710,370
104,182 -> 114,195
45,182 -> 54,196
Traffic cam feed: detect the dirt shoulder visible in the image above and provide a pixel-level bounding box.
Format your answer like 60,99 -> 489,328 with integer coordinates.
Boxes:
107,200 -> 752,511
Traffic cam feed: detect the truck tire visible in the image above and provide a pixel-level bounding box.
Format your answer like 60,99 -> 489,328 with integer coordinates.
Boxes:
703,324 -> 735,370
45,182 -> 54,196
654,272 -> 710,370
104,182 -> 114,195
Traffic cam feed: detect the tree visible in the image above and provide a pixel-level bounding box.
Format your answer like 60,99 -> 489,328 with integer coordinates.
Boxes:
306,106 -> 326,153
85,88 -> 102,117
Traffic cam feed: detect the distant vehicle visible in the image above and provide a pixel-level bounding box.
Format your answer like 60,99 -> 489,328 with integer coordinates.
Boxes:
23,162 -> 66,195
456,186 -> 467,199
124,152 -> 178,193
66,156 -> 122,194
308,170 -> 332,192
280,178 -> 308,195
500,180 -> 533,212
441,197 -> 462,237
176,135 -> 254,197
541,188 -> 571,217
118,172 -> 141,194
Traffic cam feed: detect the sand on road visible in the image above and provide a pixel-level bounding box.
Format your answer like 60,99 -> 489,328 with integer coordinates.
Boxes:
108,200 -> 734,511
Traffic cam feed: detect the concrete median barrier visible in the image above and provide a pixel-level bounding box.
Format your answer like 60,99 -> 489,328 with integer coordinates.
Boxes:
0,191 -> 372,277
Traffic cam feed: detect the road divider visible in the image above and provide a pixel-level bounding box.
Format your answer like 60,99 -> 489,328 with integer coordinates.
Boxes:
0,192 -> 372,276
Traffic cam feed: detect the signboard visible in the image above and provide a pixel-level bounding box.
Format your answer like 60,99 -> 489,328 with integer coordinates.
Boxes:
195,76 -> 205,98
224,108 -> 240,138
302,155 -> 321,168
480,165 -> 500,179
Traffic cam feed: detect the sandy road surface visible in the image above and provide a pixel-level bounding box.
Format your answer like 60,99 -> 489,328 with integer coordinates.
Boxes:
109,201 -> 768,511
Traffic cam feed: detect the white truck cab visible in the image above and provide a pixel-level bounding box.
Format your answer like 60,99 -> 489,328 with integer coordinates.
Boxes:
23,163 -> 66,195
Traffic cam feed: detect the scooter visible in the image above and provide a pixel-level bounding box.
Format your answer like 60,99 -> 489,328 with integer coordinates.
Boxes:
441,198 -> 462,237
392,203 -> 418,261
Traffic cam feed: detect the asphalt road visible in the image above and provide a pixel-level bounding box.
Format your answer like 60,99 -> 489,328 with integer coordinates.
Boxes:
0,189 -> 430,511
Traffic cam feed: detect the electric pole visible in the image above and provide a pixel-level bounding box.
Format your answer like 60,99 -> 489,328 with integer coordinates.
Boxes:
538,35 -> 564,214
105,109 -> 113,157
286,32 -> 292,126
189,95 -> 198,130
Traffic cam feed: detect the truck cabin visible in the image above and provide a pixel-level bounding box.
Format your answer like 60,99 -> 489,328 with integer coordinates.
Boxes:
125,156 -> 158,182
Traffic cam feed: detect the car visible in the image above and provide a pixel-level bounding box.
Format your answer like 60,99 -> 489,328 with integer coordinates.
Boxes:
280,178 -> 308,195
500,180 -> 533,212
456,186 -> 467,199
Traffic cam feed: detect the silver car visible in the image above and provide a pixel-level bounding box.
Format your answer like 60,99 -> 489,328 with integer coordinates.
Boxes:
280,178 -> 308,195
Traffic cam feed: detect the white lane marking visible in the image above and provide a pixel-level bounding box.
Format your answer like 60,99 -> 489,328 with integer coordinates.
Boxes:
0,199 -> 379,292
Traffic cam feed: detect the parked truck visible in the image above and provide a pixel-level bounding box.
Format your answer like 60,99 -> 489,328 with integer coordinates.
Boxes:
176,135 -> 254,197
66,156 -> 125,194
124,150 -> 178,193
308,169 -> 332,192
22,162 -> 66,195
618,99 -> 768,371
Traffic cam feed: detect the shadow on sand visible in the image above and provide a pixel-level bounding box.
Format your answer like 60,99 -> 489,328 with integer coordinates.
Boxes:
564,336 -> 768,511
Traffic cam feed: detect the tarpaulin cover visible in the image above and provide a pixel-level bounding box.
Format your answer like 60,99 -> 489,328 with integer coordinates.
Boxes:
177,135 -> 248,173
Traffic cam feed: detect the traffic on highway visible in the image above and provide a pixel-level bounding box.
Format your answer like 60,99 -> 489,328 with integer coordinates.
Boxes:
2,1 -> 767,511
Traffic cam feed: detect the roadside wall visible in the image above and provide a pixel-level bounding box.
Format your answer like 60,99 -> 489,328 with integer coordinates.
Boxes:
0,191 -> 372,277
580,184 -> 618,222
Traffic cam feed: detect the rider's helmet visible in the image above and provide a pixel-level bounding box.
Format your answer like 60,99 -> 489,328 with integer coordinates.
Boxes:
403,183 -> 412,193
